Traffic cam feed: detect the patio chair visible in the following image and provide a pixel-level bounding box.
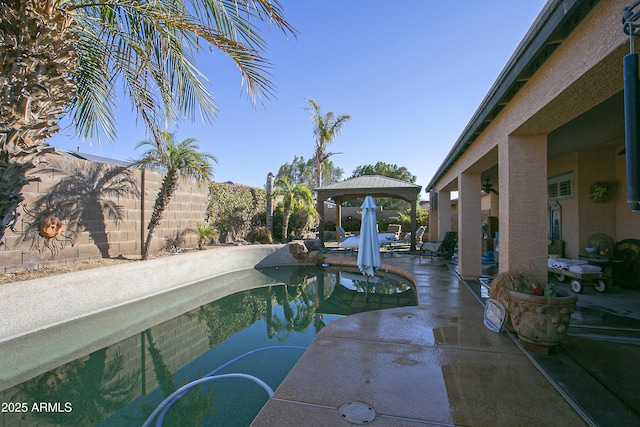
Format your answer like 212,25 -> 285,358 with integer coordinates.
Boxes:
386,225 -> 427,256
420,231 -> 458,259
387,224 -> 402,240
409,225 -> 426,243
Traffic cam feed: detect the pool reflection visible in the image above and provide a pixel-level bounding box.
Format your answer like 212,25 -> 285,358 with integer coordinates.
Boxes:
1,265 -> 416,426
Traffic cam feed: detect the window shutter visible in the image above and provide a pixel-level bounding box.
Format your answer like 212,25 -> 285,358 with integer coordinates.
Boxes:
548,172 -> 573,200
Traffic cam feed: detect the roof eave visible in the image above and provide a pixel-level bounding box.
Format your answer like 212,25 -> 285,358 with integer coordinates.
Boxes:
426,0 -> 599,192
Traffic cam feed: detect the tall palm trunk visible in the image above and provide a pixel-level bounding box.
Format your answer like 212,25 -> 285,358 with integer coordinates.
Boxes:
314,153 -> 323,188
0,1 -> 77,245
281,202 -> 292,241
0,162 -> 38,244
142,171 -> 178,260
144,329 -> 178,395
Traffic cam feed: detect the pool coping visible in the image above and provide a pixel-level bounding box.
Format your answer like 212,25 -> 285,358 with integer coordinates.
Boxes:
0,245 -> 298,344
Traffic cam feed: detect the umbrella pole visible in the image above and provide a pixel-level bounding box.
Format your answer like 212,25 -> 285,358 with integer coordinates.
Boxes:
365,276 -> 370,304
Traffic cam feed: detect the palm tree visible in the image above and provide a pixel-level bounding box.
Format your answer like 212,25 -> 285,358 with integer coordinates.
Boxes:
135,132 -> 216,260
0,0 -> 295,245
187,222 -> 218,250
305,99 -> 351,188
272,177 -> 313,242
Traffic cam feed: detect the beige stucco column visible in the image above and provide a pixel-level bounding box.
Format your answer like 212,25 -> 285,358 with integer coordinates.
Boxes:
458,173 -> 482,279
434,191 -> 452,241
499,135 -> 548,284
410,198 -> 418,250
488,192 -> 499,218
428,194 -> 439,242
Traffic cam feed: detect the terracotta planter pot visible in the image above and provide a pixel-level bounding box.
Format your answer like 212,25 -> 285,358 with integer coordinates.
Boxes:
508,290 -> 578,348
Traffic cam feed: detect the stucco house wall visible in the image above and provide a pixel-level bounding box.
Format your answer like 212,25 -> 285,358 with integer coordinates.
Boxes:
576,147 -> 618,252
425,0 -> 640,281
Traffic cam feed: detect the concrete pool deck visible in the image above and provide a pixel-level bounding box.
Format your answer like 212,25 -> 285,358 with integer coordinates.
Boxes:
252,252 -> 614,427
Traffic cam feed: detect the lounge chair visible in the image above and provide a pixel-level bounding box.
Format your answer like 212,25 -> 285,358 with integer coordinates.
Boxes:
336,226 -> 352,242
340,233 -> 396,250
420,231 -> 457,259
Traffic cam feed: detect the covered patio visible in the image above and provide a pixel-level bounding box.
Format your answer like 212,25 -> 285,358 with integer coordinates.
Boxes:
425,0 -> 640,284
315,175 -> 422,251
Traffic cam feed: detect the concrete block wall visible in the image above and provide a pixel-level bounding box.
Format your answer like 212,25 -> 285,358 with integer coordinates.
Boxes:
0,152 -> 210,273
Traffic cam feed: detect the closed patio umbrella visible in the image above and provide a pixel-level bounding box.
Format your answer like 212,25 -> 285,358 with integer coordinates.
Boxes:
357,194 -> 382,283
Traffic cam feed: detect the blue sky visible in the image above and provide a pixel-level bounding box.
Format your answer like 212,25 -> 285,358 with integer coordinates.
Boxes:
49,1 -> 547,193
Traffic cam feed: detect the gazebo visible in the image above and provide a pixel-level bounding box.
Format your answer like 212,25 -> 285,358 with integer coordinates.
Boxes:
315,175 -> 423,251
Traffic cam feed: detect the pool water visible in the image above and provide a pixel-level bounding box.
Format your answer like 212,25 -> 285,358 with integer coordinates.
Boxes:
1,265 -> 415,427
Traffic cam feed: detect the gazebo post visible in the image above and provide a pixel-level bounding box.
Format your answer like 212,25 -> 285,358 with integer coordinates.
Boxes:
317,195 -> 325,247
410,199 -> 418,252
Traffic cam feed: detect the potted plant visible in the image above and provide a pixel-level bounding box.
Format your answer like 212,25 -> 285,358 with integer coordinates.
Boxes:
488,270 -> 536,332
589,182 -> 609,203
489,270 -> 578,354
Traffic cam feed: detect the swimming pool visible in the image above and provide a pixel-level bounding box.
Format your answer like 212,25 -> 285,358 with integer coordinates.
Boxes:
0,264 -> 416,426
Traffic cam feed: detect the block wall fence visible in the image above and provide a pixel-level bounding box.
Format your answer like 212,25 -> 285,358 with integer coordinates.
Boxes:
0,152 -> 211,273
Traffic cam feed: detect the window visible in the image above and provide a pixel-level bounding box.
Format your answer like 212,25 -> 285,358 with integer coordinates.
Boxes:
548,172 -> 573,200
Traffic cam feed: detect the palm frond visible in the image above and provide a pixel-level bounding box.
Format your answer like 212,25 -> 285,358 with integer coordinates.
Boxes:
66,0 -> 296,143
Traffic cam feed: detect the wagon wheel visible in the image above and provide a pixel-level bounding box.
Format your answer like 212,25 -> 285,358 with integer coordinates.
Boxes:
556,274 -> 566,282
594,279 -> 606,293
570,279 -> 583,293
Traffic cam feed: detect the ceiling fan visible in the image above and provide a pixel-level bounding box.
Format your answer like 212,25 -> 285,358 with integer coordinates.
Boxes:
482,179 -> 499,195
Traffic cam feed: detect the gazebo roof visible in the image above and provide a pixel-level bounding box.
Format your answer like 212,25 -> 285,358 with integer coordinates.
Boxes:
315,175 -> 421,202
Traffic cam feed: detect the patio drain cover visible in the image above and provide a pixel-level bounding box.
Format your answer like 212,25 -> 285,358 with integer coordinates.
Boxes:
338,401 -> 376,424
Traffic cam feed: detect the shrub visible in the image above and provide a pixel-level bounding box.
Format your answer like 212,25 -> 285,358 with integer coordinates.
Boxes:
272,203 -> 315,241
164,229 -> 187,253
247,226 -> 273,244
207,183 -> 266,242
341,216 -> 361,232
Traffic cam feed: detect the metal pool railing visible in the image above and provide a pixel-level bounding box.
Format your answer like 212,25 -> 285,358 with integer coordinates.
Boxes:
143,345 -> 308,427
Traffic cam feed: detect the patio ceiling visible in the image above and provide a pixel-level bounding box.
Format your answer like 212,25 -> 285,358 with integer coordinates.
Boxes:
548,90 -> 625,158
478,92 -> 625,186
